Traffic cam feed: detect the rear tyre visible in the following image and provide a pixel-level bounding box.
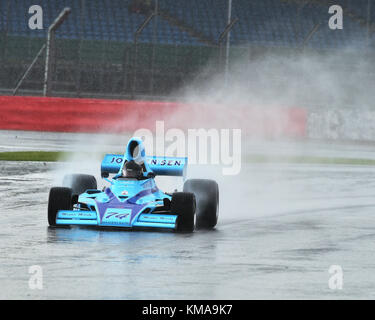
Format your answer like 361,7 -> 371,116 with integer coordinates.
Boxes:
62,174 -> 97,196
48,187 -> 72,226
171,192 -> 196,233
183,179 -> 219,229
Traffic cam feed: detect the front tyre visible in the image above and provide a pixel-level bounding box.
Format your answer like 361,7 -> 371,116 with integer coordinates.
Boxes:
62,174 -> 97,196
171,192 -> 196,233
48,187 -> 72,226
183,179 -> 219,229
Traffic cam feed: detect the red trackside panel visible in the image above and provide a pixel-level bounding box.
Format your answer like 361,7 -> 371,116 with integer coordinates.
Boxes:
0,96 -> 307,138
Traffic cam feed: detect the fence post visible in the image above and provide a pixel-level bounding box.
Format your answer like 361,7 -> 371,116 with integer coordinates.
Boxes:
13,44 -> 46,95
150,0 -> 159,95
218,17 -> 239,85
301,22 -> 321,50
76,0 -> 85,97
43,7 -> 71,97
367,0 -> 371,47
132,12 -> 156,99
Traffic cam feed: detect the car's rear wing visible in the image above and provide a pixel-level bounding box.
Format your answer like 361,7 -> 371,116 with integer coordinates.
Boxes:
101,154 -> 188,178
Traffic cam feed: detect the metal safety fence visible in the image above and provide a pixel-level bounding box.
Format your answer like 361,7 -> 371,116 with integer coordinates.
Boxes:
0,0 -> 374,100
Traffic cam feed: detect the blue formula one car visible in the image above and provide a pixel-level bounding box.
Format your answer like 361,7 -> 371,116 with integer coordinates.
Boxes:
48,137 -> 219,232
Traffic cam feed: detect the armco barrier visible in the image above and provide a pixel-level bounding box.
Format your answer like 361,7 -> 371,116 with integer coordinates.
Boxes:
0,96 -> 307,138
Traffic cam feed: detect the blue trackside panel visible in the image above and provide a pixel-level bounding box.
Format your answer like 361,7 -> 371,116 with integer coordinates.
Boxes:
101,154 -> 187,177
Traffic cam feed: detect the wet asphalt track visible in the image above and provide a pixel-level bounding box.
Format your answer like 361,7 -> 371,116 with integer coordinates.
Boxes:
2,159 -> 375,299
1,130 -> 375,299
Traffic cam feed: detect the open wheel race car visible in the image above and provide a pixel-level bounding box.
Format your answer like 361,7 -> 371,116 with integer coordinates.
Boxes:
48,137 -> 219,232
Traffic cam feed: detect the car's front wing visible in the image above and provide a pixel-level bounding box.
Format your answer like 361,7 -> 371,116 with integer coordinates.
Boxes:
55,209 -> 178,230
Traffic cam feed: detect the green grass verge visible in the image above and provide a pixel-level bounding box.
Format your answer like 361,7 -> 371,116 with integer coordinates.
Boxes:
1,151 -> 375,166
0,151 -> 63,162
0,151 -> 100,162
244,154 -> 375,166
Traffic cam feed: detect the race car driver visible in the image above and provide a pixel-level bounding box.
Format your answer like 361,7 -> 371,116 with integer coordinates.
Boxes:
122,160 -> 144,179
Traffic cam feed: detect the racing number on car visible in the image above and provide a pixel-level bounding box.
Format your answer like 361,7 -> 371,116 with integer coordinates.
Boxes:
110,157 -> 123,164
101,209 -> 132,226
105,212 -> 129,219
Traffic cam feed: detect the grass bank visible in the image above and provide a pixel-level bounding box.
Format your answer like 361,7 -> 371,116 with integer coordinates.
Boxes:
1,151 -> 375,166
